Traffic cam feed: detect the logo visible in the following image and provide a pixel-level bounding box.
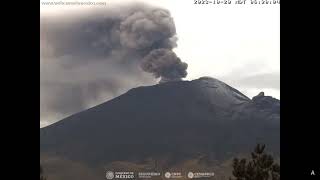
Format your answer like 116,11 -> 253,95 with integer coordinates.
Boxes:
187,172 -> 215,178
106,171 -> 135,179
165,172 -> 171,178
164,172 -> 183,179
138,172 -> 161,179
311,170 -> 316,176
188,172 -> 194,179
106,171 -> 114,179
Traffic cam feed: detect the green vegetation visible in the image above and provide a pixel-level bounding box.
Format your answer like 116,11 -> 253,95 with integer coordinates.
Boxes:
229,144 -> 280,180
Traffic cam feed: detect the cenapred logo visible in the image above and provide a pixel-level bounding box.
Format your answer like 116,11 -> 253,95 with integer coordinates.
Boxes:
187,171 -> 215,179
106,171 -> 114,179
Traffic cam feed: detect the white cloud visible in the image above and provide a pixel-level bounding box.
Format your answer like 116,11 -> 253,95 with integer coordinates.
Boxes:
153,0 -> 280,98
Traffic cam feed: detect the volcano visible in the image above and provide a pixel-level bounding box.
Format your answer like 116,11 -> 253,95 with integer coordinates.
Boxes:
40,77 -> 280,180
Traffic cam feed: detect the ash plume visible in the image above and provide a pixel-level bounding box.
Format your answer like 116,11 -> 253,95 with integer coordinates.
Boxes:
40,3 -> 188,124
141,49 -> 188,83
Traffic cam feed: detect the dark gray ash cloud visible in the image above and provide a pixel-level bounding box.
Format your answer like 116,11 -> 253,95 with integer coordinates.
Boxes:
141,48 -> 188,83
40,3 -> 188,125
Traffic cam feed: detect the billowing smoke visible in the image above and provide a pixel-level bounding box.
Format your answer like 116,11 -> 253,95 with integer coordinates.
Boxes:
40,3 -> 188,125
141,49 -> 188,83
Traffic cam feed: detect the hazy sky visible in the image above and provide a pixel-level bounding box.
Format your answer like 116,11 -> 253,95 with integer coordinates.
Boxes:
149,0 -> 280,99
40,0 -> 279,127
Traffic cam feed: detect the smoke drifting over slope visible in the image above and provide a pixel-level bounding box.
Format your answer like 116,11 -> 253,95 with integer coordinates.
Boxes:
40,3 -> 188,124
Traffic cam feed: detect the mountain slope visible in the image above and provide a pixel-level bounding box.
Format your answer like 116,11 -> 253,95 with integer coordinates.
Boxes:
40,77 -> 280,177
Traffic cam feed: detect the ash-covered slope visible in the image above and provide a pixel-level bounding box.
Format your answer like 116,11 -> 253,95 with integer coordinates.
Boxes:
40,77 -> 279,166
